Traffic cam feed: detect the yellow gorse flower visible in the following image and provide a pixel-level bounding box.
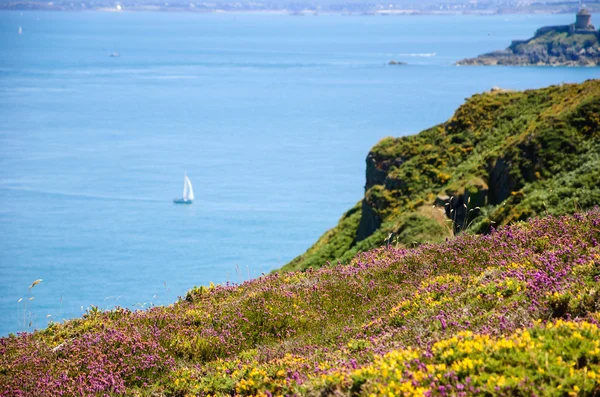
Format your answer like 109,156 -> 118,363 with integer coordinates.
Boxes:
321,321 -> 599,396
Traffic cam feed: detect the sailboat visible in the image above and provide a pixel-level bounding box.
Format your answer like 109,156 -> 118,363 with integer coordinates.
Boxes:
173,174 -> 194,204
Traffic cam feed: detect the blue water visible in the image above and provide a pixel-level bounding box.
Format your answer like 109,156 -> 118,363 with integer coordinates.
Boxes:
0,11 -> 597,336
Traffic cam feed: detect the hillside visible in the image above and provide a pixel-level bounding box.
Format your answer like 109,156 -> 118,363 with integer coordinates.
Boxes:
281,79 -> 600,272
1,210 -> 599,395
457,28 -> 600,66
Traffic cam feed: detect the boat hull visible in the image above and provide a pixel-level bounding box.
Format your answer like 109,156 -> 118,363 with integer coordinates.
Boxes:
173,198 -> 193,204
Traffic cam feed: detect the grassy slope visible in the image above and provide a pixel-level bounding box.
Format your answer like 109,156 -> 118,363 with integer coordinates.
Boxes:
457,29 -> 600,65
1,210 -> 599,396
282,80 -> 600,272
512,29 -> 600,54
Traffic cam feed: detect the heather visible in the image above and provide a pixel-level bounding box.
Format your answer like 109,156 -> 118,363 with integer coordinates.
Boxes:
1,210 -> 599,396
283,79 -> 600,272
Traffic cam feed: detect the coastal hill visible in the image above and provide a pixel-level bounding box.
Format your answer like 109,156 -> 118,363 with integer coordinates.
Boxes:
457,9 -> 600,66
1,80 -> 600,396
1,210 -> 599,395
281,79 -> 600,272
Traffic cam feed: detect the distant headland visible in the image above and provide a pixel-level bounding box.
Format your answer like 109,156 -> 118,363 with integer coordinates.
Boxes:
457,9 -> 600,66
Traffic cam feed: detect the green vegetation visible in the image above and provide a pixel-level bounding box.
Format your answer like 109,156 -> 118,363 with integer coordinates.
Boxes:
282,80 -> 600,273
458,28 -> 600,66
2,210 -> 600,396
2,80 -> 600,397
324,320 -> 600,395
523,28 -> 599,49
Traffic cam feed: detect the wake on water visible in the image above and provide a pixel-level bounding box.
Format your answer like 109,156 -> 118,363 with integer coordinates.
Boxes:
398,52 -> 437,57
0,186 -> 164,203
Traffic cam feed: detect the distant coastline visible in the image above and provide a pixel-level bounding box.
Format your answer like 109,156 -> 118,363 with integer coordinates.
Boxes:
3,9 -> 599,15
457,9 -> 600,66
2,0 -> 599,15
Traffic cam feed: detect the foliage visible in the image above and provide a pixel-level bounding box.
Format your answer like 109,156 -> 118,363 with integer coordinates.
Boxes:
459,28 -> 600,66
284,79 -> 600,272
520,29 -> 600,53
1,210 -> 599,396
321,320 -> 600,396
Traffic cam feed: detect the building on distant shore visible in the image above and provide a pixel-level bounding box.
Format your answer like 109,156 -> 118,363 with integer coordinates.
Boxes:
532,8 -> 598,37
571,8 -> 596,33
575,8 -> 593,29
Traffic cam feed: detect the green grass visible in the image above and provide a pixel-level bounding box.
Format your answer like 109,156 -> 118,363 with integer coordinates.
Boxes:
515,29 -> 600,52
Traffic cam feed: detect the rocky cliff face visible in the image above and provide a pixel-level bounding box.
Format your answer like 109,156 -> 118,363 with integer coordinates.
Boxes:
457,29 -> 600,66
280,80 -> 600,273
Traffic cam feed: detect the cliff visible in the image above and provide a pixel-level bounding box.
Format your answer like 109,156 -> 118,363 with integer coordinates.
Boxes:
457,28 -> 600,66
2,81 -> 600,397
281,79 -> 600,272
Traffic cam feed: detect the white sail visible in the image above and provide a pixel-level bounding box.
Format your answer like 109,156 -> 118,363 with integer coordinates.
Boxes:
185,176 -> 194,201
182,176 -> 189,199
174,174 -> 194,204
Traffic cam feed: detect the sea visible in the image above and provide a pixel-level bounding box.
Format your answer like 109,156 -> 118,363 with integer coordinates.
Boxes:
0,10 -> 598,336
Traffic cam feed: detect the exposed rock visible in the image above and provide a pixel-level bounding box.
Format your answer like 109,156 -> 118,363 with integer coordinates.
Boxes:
384,175 -> 408,191
365,153 -> 389,191
365,153 -> 406,191
457,24 -> 600,67
444,195 -> 468,233
490,86 -> 513,93
444,180 -> 488,233
281,80 -> 600,272
355,199 -> 381,242
434,194 -> 450,208
488,158 -> 515,205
